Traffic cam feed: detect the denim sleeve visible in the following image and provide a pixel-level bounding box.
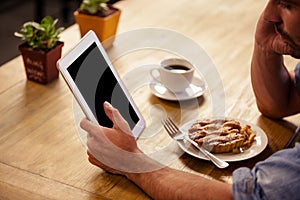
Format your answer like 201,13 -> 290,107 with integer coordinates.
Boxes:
295,62 -> 300,96
232,143 -> 300,200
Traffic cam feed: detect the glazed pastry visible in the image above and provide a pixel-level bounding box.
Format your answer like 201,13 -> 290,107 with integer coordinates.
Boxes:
188,119 -> 256,153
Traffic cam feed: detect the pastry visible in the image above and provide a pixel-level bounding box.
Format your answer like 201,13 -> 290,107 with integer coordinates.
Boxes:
188,119 -> 256,153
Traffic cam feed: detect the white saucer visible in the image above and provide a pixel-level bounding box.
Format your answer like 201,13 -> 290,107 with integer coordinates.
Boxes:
149,77 -> 207,101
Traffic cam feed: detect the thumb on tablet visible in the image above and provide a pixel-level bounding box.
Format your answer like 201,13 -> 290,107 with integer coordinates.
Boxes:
103,101 -> 131,134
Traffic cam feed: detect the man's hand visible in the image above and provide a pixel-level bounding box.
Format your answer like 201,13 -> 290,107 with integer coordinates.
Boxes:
80,102 -> 143,175
255,13 -> 300,57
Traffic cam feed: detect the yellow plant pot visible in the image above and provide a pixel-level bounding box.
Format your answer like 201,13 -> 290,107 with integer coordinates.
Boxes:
74,8 -> 121,47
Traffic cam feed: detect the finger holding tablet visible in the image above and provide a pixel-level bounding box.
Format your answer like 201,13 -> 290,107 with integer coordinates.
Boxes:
57,30 -> 145,139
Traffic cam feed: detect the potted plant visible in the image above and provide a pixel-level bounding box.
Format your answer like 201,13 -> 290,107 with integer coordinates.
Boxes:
74,0 -> 121,48
14,16 -> 64,84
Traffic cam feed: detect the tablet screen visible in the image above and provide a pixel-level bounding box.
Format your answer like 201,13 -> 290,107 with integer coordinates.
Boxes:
67,42 -> 139,129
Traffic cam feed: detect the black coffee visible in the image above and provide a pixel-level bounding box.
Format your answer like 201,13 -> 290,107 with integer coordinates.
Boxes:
164,65 -> 190,73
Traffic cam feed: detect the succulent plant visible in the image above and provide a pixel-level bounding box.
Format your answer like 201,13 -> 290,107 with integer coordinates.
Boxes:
79,0 -> 110,14
14,16 -> 64,50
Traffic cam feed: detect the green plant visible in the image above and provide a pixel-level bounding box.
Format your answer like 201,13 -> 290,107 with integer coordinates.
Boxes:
79,0 -> 110,15
14,16 -> 64,50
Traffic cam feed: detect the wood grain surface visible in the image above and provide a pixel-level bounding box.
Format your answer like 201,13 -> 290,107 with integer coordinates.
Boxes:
0,0 -> 299,199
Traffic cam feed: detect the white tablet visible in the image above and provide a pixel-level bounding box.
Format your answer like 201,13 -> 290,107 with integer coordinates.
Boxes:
57,30 -> 145,138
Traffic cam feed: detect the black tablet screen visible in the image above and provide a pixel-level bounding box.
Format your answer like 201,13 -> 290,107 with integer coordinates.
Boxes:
67,42 -> 139,128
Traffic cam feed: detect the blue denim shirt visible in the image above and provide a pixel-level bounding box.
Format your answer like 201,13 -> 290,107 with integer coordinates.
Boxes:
232,63 -> 300,199
232,142 -> 300,200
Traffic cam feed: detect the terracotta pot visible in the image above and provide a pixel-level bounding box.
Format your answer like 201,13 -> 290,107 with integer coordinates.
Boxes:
18,42 -> 64,84
74,8 -> 121,48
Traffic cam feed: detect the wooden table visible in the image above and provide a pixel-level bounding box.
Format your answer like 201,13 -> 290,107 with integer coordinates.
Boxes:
1,0 -> 299,199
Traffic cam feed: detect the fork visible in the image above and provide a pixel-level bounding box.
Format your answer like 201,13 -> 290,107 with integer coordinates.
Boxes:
162,117 -> 229,169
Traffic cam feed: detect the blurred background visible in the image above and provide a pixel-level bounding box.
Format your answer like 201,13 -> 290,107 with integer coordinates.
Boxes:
0,0 -> 81,65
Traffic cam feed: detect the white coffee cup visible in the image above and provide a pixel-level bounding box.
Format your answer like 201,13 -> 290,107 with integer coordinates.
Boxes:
150,58 -> 195,93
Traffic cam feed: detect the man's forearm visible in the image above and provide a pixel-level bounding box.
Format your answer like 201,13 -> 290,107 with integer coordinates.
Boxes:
126,165 -> 233,200
251,42 -> 296,118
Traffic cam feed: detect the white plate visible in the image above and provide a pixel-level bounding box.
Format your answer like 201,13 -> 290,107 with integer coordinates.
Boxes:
177,118 -> 268,162
149,76 -> 207,101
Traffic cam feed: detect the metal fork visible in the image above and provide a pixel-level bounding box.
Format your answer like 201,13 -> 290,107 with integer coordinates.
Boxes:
162,117 -> 229,169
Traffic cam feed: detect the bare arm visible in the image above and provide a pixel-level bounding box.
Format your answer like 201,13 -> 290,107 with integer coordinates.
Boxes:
251,43 -> 300,118
251,10 -> 300,118
126,165 -> 232,200
81,102 -> 233,200
88,150 -> 232,200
